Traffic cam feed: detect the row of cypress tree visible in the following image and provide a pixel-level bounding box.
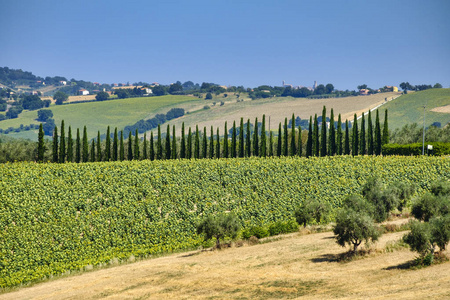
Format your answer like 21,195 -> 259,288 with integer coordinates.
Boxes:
37,106 -> 389,163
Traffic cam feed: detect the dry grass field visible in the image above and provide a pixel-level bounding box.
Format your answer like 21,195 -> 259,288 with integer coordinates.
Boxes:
169,92 -> 401,132
2,223 -> 449,300
431,105 -> 450,114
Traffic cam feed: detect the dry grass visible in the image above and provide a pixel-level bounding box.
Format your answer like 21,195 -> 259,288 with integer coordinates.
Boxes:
2,228 -> 449,300
431,105 -> 450,113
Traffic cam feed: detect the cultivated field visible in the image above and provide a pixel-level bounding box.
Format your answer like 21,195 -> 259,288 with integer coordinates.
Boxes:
2,228 -> 449,299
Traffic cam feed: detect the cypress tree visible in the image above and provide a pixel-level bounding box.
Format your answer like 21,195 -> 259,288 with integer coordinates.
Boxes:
202,126 -> 207,158
352,114 -> 358,156
239,118 -> 244,157
165,125 -> 171,159
246,119 -> 251,157
90,140 -> 95,162
269,131 -> 274,157
283,118 -> 288,156
306,116 -> 313,158
97,131 -> 102,162
187,127 -> 192,159
180,122 -> 186,159
253,117 -> 259,157
367,110 -> 374,155
157,125 -> 163,160
143,133 -> 148,160
135,129 -> 140,160
76,128 -> 81,163
59,120 -> 65,163
344,120 -> 350,155
223,122 -> 228,158
113,128 -> 118,161
216,127 -> 220,159
290,114 -> 296,156
105,126 -> 111,161
149,132 -> 154,161
297,125 -> 302,156
67,126 -> 73,162
360,113 -> 366,155
382,109 -> 389,145
320,106 -> 327,157
82,126 -> 88,162
172,125 -> 177,159
120,131 -> 125,161
277,122 -> 282,157
128,131 -> 133,160
52,126 -> 58,163
38,123 -> 45,162
260,115 -> 267,157
313,114 -> 319,156
329,109 -> 336,156
375,110 -> 382,155
209,126 -> 214,159
231,121 -> 237,158
336,114 -> 342,155
194,125 -> 200,159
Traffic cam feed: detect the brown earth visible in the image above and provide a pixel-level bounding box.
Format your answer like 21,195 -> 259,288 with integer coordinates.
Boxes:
431,105 -> 450,114
2,225 -> 449,300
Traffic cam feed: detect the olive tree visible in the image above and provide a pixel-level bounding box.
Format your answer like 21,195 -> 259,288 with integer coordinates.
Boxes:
197,213 -> 240,248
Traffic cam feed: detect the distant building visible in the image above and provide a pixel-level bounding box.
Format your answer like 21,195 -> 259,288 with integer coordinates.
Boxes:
359,89 -> 370,95
79,89 -> 89,95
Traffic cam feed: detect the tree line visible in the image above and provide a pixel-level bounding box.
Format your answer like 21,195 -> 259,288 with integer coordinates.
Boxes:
37,106 -> 389,163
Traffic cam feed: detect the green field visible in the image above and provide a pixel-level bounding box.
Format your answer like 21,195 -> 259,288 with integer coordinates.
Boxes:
381,88 -> 450,129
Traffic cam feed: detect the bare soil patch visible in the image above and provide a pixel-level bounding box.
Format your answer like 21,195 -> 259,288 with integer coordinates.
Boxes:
431,105 -> 450,114
2,228 -> 449,299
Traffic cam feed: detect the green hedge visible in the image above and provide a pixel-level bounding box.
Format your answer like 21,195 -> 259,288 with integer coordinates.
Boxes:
382,142 -> 450,156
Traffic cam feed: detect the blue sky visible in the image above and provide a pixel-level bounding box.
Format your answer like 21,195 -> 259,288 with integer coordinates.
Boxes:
1,0 -> 449,90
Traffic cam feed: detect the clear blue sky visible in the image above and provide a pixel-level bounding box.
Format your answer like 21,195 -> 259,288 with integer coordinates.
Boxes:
1,0 -> 449,90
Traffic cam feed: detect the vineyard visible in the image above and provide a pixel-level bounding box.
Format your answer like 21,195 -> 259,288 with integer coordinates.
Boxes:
0,156 -> 449,288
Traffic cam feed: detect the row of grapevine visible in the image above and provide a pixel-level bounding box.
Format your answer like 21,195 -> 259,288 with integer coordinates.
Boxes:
1,156 -> 449,287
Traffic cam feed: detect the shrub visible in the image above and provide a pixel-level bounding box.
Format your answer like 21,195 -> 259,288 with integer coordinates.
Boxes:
403,220 -> 433,257
197,213 -> 240,248
430,215 -> 450,251
268,219 -> 298,236
294,199 -> 331,227
242,225 -> 269,239
205,92 -> 212,100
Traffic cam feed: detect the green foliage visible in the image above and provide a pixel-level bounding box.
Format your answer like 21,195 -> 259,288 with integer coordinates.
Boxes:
362,177 -> 397,222
37,109 -> 53,122
197,213 -> 240,247
294,199 -> 331,227
95,91 -> 109,101
382,142 -> 450,156
430,215 -> 450,251
205,92 -> 213,100
53,91 -> 68,105
403,220 -> 433,257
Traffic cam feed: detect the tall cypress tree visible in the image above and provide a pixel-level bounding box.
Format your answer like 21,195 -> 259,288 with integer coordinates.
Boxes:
344,120 -> 350,155
382,109 -> 389,146
297,125 -> 302,156
149,132 -> 154,161
306,116 -> 313,158
269,131 -> 274,157
187,127 -> 192,159
157,125 -> 163,160
352,114 -> 358,156
67,126 -> 73,162
260,115 -> 267,157
90,140 -> 95,162
209,126 -> 214,159
52,126 -> 58,163
165,125 -> 171,159
202,126 -> 207,158
329,109 -> 336,156
253,117 -> 259,157
120,131 -> 125,161
172,125 -> 177,159
223,122 -> 228,158
283,118 -> 288,156
336,114 -> 342,155
277,122 -> 282,157
105,126 -> 111,161
113,127 -> 118,161
360,113 -> 366,155
320,106 -> 327,157
38,123 -> 45,162
194,125 -> 200,159
216,127 -> 220,159
82,126 -> 88,162
290,114 -> 296,156
239,118 -> 244,157
135,129 -> 140,160
143,133 -> 148,159
375,110 -> 382,155
231,121 -> 237,158
75,128 -> 81,163
97,131 -> 102,162
246,119 -> 251,157
367,110 -> 374,155
59,120 -> 65,163
313,114 -> 319,156
180,122 -> 186,159
128,131 -> 133,160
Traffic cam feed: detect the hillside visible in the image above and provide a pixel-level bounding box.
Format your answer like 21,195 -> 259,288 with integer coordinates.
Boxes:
2,229 -> 449,299
381,88 -> 450,129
